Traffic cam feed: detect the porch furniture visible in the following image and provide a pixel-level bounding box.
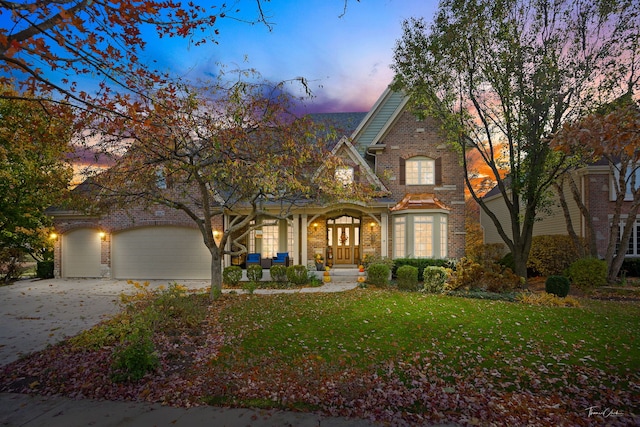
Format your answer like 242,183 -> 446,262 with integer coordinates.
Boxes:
246,253 -> 261,267
260,258 -> 273,268
272,252 -> 289,266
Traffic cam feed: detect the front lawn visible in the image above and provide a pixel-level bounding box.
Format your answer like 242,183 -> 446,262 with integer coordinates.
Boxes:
1,286 -> 638,426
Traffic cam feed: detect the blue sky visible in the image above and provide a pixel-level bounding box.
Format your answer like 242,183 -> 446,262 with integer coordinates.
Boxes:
141,0 -> 439,113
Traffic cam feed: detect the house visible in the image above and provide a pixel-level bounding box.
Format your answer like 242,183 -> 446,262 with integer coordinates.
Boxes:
480,158 -> 640,259
49,87 -> 466,279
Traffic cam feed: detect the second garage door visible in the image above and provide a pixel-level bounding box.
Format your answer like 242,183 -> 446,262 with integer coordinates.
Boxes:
112,227 -> 211,280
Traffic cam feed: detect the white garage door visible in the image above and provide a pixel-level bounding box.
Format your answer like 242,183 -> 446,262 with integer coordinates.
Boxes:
112,227 -> 211,280
62,228 -> 102,278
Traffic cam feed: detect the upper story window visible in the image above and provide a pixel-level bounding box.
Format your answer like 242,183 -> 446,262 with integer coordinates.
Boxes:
156,167 -> 167,189
406,157 -> 435,185
335,166 -> 354,185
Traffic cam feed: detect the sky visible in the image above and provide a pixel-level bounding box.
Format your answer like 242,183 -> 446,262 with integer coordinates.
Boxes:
137,0 -> 439,113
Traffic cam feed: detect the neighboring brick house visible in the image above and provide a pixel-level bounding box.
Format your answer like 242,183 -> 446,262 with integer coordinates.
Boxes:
50,87 -> 466,279
480,158 -> 640,259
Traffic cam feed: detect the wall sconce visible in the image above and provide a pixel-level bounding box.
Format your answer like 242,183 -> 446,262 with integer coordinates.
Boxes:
313,222 -> 318,231
99,231 -> 107,241
213,230 -> 220,238
49,232 -> 58,240
370,222 -> 376,230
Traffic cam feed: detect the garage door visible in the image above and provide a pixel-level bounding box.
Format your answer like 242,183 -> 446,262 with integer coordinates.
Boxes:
112,227 -> 211,280
62,228 -> 102,278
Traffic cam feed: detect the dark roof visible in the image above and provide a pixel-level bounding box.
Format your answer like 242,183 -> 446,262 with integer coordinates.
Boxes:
308,112 -> 367,138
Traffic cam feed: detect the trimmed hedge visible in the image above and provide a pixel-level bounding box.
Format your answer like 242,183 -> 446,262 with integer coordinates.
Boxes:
423,266 -> 447,294
286,265 -> 309,285
222,266 -> 242,286
545,275 -> 570,297
367,263 -> 390,287
396,265 -> 419,291
247,265 -> 263,282
392,258 -> 448,281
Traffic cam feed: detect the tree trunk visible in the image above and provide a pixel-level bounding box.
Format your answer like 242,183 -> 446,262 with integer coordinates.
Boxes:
210,251 -> 223,300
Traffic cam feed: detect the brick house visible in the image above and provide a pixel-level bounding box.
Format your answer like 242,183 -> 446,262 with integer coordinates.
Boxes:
50,87 -> 466,279
480,158 -> 640,259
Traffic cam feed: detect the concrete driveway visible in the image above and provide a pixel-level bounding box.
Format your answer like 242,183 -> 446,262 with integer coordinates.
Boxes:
0,278 -> 211,366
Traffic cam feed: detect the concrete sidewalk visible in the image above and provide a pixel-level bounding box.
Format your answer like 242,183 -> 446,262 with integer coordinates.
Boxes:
0,392 -> 380,427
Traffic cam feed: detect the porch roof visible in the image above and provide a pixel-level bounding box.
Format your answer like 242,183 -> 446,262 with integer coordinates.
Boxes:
390,193 -> 450,212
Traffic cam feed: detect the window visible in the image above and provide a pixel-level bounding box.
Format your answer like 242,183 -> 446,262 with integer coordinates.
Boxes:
413,215 -> 434,257
406,157 -> 435,185
440,216 -> 448,258
392,214 -> 448,259
616,219 -> 640,256
335,166 -> 354,185
611,163 -> 640,201
156,168 -> 167,189
394,217 -> 406,258
261,224 -> 279,258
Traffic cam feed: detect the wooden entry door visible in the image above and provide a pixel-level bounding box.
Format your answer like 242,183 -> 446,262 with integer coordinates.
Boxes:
328,216 -> 360,265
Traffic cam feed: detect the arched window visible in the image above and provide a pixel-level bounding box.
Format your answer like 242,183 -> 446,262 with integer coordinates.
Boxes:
335,166 -> 354,185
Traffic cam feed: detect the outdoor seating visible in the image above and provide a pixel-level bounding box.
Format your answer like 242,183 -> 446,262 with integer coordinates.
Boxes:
246,253 -> 261,266
272,252 -> 289,266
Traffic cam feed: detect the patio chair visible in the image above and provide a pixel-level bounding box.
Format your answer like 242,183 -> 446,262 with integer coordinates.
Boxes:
272,252 -> 289,266
246,253 -> 261,267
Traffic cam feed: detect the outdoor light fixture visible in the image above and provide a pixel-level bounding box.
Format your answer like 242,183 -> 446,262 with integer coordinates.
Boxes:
99,231 -> 106,241
49,233 -> 58,240
213,230 -> 220,238
313,222 -> 318,230
370,222 -> 376,229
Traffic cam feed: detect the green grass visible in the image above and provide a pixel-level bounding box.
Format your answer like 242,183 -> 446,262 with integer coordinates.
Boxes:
215,291 -> 639,374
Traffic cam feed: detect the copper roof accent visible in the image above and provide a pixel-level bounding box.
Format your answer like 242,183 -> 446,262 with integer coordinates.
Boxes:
390,193 -> 450,212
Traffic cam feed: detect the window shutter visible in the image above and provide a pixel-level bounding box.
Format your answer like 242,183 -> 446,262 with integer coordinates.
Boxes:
435,158 -> 442,186
399,158 -> 406,185
354,165 -> 360,183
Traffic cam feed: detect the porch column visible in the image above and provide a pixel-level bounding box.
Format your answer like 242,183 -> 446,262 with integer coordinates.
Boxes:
223,214 -> 231,268
381,212 -> 389,257
292,214 -> 300,265
301,213 -> 308,267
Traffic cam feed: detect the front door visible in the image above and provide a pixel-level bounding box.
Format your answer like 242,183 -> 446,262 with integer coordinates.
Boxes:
328,216 -> 360,265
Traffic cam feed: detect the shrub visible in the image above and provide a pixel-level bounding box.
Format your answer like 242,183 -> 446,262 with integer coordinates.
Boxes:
447,257 -> 521,293
110,330 -> 158,382
286,265 -> 309,285
367,263 -> 390,287
621,258 -> 640,277
423,266 -> 448,293
567,257 -> 607,288
223,266 -> 243,286
392,258 -> 448,281
270,265 -> 288,283
36,260 -> 54,279
545,275 -> 570,297
527,235 -> 583,276
396,265 -> 419,291
247,265 -> 263,282
362,254 -> 394,271
516,291 -> 581,307
466,243 -> 506,265
0,248 -> 25,283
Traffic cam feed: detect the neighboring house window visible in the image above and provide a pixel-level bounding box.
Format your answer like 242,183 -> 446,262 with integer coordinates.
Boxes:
335,166 -> 354,185
394,217 -> 406,258
610,163 -> 640,201
440,216 -> 448,258
413,215 -> 434,257
616,219 -> 640,256
406,157 -> 434,185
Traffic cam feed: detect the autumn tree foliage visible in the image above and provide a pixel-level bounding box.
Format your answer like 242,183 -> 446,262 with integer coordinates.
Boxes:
552,94 -> 640,282
0,0 -> 271,111
391,0 -> 640,279
0,84 -> 74,282
81,72 -> 351,298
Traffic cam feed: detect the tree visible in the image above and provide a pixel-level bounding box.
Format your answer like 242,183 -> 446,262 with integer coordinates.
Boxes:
0,0 -> 272,111
552,94 -> 640,282
81,72 -> 352,299
0,84 -> 74,282
391,0 -> 640,278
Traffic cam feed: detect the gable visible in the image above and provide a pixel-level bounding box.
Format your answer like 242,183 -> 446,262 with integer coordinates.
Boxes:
351,88 -> 408,156
330,136 -> 388,193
